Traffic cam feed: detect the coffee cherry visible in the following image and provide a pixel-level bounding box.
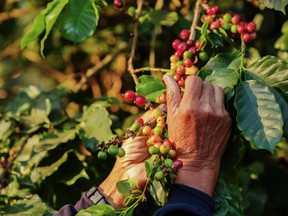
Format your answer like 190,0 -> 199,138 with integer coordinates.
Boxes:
210,21 -> 221,30
199,51 -> 209,61
108,145 -> 118,156
155,170 -> 165,181
246,22 -> 256,33
117,147 -> 126,157
153,107 -> 163,118
127,6 -> 136,17
124,90 -> 136,101
130,121 -> 141,132
159,93 -> 167,103
174,50 -> 183,58
134,117 -> 144,126
135,95 -> 146,106
179,29 -> 190,40
173,73 -> 182,82
183,59 -> 193,68
237,22 -> 246,34
183,51 -> 192,59
113,0 -> 123,8
223,13 -> 232,23
153,126 -> 163,136
142,125 -> 152,136
185,65 -> 199,75
172,39 -> 181,50
206,6 -> 214,15
164,158 -> 174,168
97,151 -> 107,160
178,79 -> 185,87
173,160 -> 183,169
176,65 -> 186,75
186,40 -> 195,47
150,134 -> 162,144
231,14 -> 241,24
221,23 -> 231,31
211,6 -> 220,15
231,24 -> 238,33
168,149 -> 177,158
170,55 -> 179,63
243,33 -> 252,43
159,143 -> 171,154
149,146 -> 159,155
177,42 -> 188,52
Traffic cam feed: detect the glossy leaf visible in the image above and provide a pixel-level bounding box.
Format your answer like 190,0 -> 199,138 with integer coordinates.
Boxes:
234,80 -> 283,152
116,179 -> 138,196
76,204 -> 116,216
149,180 -> 167,206
248,55 -> 288,95
198,52 -> 240,79
148,10 -> 178,27
40,0 -> 69,57
0,195 -> 47,216
58,0 -> 99,42
259,0 -> 288,14
136,75 -> 166,101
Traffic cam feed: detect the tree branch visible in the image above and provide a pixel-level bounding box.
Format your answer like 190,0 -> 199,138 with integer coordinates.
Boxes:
189,0 -> 203,41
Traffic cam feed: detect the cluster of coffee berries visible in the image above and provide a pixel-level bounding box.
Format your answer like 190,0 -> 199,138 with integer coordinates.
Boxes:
129,107 -> 183,181
113,0 -> 123,9
123,90 -> 147,107
169,29 -> 202,88
97,144 -> 126,160
202,6 -> 257,43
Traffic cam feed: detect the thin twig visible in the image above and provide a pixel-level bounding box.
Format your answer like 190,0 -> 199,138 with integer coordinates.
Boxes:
127,0 -> 144,85
189,0 -> 202,41
133,67 -> 172,74
74,44 -> 128,92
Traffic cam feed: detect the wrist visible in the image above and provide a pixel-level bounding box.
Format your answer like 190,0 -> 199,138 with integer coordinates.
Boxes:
175,160 -> 220,196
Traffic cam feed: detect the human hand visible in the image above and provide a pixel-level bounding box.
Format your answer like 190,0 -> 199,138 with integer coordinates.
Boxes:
163,74 -> 231,196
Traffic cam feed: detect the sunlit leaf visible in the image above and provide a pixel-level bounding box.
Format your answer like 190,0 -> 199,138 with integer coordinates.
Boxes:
148,10 -> 178,27
116,179 -> 138,196
234,80 -> 283,153
149,180 -> 167,206
58,0 -> 99,42
76,204 -> 116,216
136,75 -> 166,102
258,0 -> 288,14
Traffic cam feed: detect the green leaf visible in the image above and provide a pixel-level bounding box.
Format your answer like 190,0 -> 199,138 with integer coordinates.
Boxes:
116,179 -> 138,196
40,0 -> 69,57
136,75 -> 166,102
34,129 -> 77,152
205,68 -> 239,99
198,52 -> 240,79
0,195 -> 47,216
17,135 -> 40,162
80,103 -> 115,151
234,80 -> 283,153
21,14 -> 45,49
207,33 -> 224,48
148,10 -> 178,27
258,0 -> 288,14
248,56 -> 288,95
76,204 -> 116,216
0,119 -> 13,141
58,0 -> 99,42
275,34 -> 288,51
149,180 -> 167,206
30,150 -> 72,183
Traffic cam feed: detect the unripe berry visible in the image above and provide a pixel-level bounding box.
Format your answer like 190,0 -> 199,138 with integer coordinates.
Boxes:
223,13 -> 232,23
231,24 -> 238,33
163,139 -> 174,148
221,23 -> 230,30
159,143 -> 171,154
149,146 -> 159,155
153,107 -> 163,118
135,95 -> 146,106
130,121 -> 141,132
159,93 -> 167,103
142,125 -> 152,136
185,65 -> 199,75
117,147 -> 125,157
97,151 -> 107,160
155,170 -> 165,181
199,51 -> 209,61
183,51 -> 192,59
170,55 -> 179,63
127,6 -> 136,17
168,149 -> 177,158
150,134 -> 163,144
164,158 -> 174,167
179,29 -> 190,40
124,90 -> 136,101
153,126 -> 163,136
231,14 -> 241,24
173,160 -> 183,169
108,145 -> 118,156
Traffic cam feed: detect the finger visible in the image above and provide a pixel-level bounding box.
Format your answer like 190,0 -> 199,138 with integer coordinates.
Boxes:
214,86 -> 226,112
163,74 -> 181,118
200,82 -> 215,110
181,76 -> 202,106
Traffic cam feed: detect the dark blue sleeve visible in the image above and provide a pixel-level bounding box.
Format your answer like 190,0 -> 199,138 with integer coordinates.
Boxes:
53,193 -> 93,216
153,184 -> 215,216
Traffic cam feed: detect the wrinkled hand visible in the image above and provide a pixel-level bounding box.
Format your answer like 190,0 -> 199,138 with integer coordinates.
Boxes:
163,74 -> 231,196
98,108 -> 157,208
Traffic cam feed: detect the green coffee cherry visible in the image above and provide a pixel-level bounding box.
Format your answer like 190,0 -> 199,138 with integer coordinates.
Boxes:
97,151 -> 107,160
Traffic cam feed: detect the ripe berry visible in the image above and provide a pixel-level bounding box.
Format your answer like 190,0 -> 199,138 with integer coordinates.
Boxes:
179,29 -> 190,40
177,42 -> 188,52
231,14 -> 241,24
173,160 -> 183,169
168,149 -> 177,158
117,147 -> 126,157
135,95 -> 146,106
97,151 -> 107,160
155,170 -> 165,181
149,146 -> 159,155
176,65 -> 186,75
174,50 -> 183,58
173,73 -> 182,82
246,22 -> 256,33
195,40 -> 203,49
159,93 -> 167,103
186,40 -> 195,47
113,0 -> 123,8
134,117 -> 144,126
172,39 -> 181,50
243,33 -> 252,43
178,79 -> 185,87
206,6 -> 214,15
183,59 -> 193,68
150,134 -> 163,144
211,6 -> 220,15
108,145 -> 118,156
237,22 -> 247,34
210,21 -> 220,30
124,90 -> 136,101
130,121 -> 141,132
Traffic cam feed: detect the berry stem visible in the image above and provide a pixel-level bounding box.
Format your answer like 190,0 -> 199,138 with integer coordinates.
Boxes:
189,0 -> 203,41
128,0 -> 144,85
133,66 -> 173,74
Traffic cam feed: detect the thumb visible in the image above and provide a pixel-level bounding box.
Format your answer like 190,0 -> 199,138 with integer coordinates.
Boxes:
163,74 -> 181,118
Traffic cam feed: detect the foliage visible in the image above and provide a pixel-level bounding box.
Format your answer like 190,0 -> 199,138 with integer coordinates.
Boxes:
1,0 -> 288,215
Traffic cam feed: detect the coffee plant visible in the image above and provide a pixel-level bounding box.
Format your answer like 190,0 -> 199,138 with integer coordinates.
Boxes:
1,0 -> 288,215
